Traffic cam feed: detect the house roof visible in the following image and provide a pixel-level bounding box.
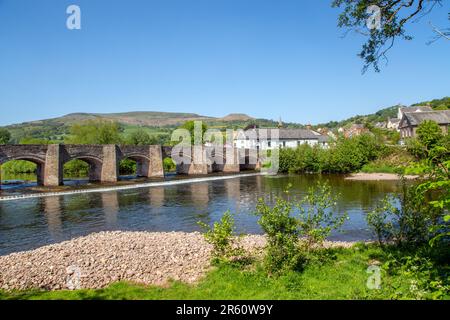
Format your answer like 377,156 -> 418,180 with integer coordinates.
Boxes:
399,110 -> 450,128
235,128 -> 326,140
400,106 -> 433,113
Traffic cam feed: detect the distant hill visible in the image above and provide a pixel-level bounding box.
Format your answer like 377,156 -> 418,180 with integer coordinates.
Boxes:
2,111 -> 277,143
23,111 -> 215,127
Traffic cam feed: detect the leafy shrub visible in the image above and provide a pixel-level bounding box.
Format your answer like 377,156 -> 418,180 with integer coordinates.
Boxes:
255,183 -> 347,273
366,182 -> 444,246
366,196 -> 396,245
381,254 -> 449,299
255,187 -> 304,273
198,211 -> 243,264
297,183 -> 348,247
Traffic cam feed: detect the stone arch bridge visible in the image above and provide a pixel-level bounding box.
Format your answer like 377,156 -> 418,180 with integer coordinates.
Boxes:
0,144 -> 260,186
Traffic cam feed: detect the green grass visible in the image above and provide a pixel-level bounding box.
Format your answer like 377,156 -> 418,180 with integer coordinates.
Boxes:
1,244 -> 448,300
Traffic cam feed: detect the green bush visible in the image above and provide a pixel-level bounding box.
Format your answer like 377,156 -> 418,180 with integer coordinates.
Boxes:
254,183 -> 347,274
198,211 -> 243,264
380,253 -> 449,299
366,182 -> 444,246
297,183 -> 348,247
255,186 -> 304,273
366,196 -> 396,245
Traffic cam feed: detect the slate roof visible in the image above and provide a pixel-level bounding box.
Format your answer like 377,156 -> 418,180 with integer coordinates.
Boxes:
400,106 -> 433,113
399,110 -> 450,128
235,128 -> 327,140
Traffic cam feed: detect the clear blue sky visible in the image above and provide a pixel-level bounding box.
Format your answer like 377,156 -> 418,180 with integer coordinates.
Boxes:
0,0 -> 449,126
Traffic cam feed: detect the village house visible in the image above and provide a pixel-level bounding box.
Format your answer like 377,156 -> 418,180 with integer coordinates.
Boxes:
397,105 -> 433,120
388,105 -> 433,131
399,110 -> 450,139
387,118 -> 401,130
233,128 -> 329,150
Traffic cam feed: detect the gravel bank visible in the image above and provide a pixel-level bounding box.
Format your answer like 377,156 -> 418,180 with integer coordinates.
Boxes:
345,173 -> 419,181
0,231 -> 355,291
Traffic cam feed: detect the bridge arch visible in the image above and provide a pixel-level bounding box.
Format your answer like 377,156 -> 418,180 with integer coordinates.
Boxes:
63,155 -> 103,182
0,156 -> 46,185
118,154 -> 152,178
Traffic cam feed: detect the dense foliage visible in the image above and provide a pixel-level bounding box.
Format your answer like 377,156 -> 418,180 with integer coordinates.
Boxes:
412,97 -> 450,110
279,134 -> 384,174
0,128 -> 11,144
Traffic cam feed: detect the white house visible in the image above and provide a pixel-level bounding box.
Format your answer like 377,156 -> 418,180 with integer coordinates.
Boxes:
233,128 -> 329,150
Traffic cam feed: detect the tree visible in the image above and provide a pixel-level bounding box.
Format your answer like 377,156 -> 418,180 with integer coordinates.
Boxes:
416,120 -> 443,151
66,121 -> 123,145
126,129 -> 156,146
0,128 -> 11,144
332,0 -> 449,72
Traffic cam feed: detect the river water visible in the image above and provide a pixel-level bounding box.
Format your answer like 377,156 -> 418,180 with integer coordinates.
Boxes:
0,174 -> 400,255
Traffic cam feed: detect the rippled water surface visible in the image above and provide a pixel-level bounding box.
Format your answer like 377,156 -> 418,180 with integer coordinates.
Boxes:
0,174 -> 401,255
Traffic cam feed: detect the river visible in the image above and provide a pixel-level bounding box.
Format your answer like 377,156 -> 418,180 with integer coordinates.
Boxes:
0,174 -> 401,255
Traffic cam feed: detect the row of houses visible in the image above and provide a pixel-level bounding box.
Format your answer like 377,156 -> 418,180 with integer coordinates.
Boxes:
233,128 -> 329,150
230,105 -> 449,151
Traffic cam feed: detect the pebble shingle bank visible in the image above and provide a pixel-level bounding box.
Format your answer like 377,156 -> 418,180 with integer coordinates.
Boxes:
0,231 -> 354,291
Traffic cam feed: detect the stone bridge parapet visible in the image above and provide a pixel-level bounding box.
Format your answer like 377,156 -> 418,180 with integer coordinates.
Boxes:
0,144 -> 259,187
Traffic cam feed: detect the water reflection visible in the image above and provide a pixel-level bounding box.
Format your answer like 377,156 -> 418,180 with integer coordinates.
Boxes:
43,196 -> 63,242
102,192 -> 119,227
0,175 -> 401,255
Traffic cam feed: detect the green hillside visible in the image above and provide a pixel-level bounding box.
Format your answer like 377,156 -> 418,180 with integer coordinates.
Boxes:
317,96 -> 449,129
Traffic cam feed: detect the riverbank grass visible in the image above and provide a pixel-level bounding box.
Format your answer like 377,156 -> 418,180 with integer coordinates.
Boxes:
1,244 -> 447,300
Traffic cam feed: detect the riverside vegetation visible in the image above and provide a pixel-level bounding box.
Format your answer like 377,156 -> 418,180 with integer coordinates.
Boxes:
1,176 -> 448,300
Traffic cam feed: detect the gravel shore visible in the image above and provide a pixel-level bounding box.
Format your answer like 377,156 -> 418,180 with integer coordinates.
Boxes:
0,231 -> 355,291
345,173 -> 419,181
